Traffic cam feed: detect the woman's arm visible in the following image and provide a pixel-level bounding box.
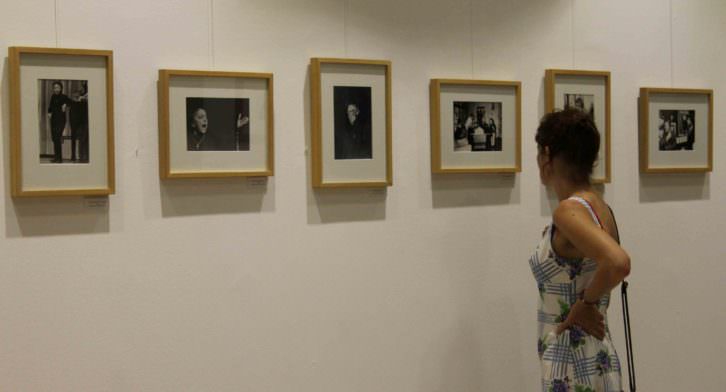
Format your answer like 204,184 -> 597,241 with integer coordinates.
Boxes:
553,199 -> 631,302
553,199 -> 631,339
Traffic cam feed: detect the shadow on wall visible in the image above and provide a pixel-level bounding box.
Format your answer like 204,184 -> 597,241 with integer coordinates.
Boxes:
160,177 -> 273,217
308,187 -> 387,224
420,320 -> 486,391
431,173 -> 519,209
638,173 -> 709,203
416,300 -> 529,390
303,65 -> 387,224
5,197 -> 110,237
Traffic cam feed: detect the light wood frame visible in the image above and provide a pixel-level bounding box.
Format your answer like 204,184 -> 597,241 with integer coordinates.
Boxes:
545,69 -> 611,184
8,46 -> 115,197
310,58 -> 392,188
158,69 -> 274,179
638,87 -> 713,173
430,78 -> 522,174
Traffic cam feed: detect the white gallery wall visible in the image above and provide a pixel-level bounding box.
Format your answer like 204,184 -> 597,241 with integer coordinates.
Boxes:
0,0 -> 724,390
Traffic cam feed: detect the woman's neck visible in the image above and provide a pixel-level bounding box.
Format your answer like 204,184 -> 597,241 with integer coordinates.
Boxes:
551,177 -> 593,201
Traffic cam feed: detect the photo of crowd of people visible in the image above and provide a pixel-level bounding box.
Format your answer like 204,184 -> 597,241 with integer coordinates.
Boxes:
658,109 -> 695,151
38,79 -> 89,164
452,101 -> 502,152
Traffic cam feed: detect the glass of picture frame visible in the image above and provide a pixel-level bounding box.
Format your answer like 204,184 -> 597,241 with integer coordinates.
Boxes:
309,58 -> 392,188
639,88 -> 713,173
430,79 -> 521,173
8,47 -> 115,197
158,69 -> 274,179
545,69 -> 611,183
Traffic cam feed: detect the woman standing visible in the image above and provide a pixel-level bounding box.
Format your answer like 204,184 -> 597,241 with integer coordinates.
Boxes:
530,109 -> 631,392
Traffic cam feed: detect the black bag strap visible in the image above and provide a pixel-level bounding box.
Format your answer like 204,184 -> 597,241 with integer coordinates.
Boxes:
621,281 -> 636,391
608,205 -> 636,392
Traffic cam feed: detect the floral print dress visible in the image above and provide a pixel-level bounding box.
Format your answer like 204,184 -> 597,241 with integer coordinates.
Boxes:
529,197 -> 623,392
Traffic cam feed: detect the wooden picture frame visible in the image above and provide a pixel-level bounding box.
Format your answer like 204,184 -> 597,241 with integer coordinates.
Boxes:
545,69 -> 611,183
639,87 -> 713,173
430,79 -> 521,174
8,46 -> 115,197
158,69 -> 274,179
310,58 -> 392,188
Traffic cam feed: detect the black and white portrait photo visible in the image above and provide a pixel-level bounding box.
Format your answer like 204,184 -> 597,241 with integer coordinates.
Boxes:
186,97 -> 250,152
564,93 -> 595,121
453,101 -> 502,152
38,79 -> 89,164
658,109 -> 695,151
333,86 -> 372,160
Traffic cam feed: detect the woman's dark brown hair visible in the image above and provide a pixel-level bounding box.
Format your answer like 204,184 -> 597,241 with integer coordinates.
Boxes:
535,108 -> 600,184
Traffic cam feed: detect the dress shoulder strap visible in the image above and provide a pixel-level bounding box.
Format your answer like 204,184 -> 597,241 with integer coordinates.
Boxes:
567,196 -> 603,228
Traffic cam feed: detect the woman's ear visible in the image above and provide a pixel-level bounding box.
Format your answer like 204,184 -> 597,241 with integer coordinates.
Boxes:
544,147 -> 556,175
538,146 -> 551,165
542,146 -> 551,161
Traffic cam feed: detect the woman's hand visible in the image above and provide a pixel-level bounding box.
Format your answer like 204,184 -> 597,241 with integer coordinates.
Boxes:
556,299 -> 605,340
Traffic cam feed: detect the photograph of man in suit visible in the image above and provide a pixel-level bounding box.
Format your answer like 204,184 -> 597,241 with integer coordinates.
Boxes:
46,81 -> 71,163
69,84 -> 89,162
333,86 -> 372,160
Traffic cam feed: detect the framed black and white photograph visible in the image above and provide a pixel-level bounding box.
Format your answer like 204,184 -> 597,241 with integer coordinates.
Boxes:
8,47 -> 114,197
639,88 -> 713,173
310,58 -> 392,188
545,69 -> 611,183
158,70 -> 274,179
430,79 -> 521,173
